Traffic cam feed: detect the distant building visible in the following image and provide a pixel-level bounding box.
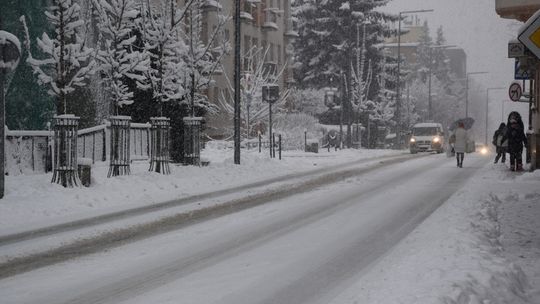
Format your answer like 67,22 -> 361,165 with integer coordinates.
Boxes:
191,0 -> 296,136
382,20 -> 467,79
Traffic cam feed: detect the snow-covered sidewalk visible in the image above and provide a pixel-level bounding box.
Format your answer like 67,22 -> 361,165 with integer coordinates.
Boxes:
330,157 -> 540,304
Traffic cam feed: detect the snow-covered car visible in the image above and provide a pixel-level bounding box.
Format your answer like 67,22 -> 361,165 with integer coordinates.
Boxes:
409,123 -> 445,154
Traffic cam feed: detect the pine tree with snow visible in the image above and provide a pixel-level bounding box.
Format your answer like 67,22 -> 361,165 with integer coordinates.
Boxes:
21,0 -> 95,115
413,20 -> 432,84
293,0 -> 395,89
432,26 -> 452,89
92,0 -> 150,115
141,0 -> 187,116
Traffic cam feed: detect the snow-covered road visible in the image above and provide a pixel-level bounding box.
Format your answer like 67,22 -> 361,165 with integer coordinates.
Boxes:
0,154 -> 488,304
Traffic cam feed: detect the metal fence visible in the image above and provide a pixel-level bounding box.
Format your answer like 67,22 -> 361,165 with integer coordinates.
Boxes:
6,123 -> 152,176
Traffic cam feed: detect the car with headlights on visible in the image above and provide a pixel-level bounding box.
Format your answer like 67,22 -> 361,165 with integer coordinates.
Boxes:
409,123 -> 445,154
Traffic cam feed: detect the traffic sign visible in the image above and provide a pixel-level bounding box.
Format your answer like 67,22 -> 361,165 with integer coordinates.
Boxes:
515,58 -> 532,80
508,41 -> 526,58
262,85 -> 279,104
518,10 -> 540,59
509,82 -> 523,102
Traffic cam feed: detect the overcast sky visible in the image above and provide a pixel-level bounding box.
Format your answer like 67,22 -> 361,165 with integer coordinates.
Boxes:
381,0 -> 529,126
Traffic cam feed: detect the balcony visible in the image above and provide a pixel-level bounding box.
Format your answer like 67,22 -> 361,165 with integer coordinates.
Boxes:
262,10 -> 279,30
240,12 -> 254,22
285,19 -> 299,38
202,0 -> 222,11
496,0 -> 540,21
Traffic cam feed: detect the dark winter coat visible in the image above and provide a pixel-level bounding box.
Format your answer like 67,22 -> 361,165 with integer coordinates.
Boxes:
504,112 -> 527,153
492,123 -> 507,153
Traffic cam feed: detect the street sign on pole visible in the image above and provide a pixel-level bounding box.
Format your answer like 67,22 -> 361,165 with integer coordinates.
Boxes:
515,58 -> 532,80
518,10 -> 540,59
262,84 -> 279,104
509,82 -> 523,102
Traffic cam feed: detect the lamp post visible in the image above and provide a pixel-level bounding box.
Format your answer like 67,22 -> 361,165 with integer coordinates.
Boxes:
396,9 -> 433,148
0,30 -> 21,198
427,44 -> 455,121
233,0 -> 241,164
485,87 -> 505,145
465,71 -> 488,118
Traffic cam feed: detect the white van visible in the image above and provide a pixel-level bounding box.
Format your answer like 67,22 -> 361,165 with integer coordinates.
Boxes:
409,123 -> 445,154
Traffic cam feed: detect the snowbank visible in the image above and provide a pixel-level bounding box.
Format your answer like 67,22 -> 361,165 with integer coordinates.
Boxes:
0,147 -> 401,234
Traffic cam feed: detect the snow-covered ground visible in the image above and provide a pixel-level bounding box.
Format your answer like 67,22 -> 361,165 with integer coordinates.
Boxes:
0,147 -> 539,303
332,159 -> 540,304
0,146 -> 402,233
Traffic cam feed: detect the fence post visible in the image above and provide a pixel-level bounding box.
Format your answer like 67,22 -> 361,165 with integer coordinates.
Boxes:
31,137 -> 35,171
279,134 -> 282,160
102,129 -> 106,161
258,132 -> 261,153
272,133 -> 276,158
92,133 -> 96,164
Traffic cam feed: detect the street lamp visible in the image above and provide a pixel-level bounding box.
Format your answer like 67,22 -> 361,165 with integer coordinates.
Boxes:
465,71 -> 488,118
427,44 -> 455,121
396,9 -> 433,148
233,0 -> 241,164
485,87 -> 505,145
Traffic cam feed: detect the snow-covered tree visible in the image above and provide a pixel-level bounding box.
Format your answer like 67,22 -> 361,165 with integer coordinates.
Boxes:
432,26 -> 452,86
287,88 -> 327,116
412,20 -> 432,83
92,0 -> 150,115
293,0 -> 395,89
141,0 -> 188,115
21,0 -> 95,115
181,0 -> 228,116
218,46 -> 289,137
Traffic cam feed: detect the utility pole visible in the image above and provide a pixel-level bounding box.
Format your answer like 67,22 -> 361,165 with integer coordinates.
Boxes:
233,0 -> 241,164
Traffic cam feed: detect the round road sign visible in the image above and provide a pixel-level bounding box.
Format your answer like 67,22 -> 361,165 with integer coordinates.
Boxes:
509,82 -> 522,102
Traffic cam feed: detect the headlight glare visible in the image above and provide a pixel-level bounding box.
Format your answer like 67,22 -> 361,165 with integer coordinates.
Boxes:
410,138 -> 416,143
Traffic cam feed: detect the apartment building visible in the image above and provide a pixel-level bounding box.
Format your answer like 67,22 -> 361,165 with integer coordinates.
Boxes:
383,21 -> 467,79
196,0 -> 297,136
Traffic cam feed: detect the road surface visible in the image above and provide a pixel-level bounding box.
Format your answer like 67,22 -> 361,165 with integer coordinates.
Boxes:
0,153 -> 488,304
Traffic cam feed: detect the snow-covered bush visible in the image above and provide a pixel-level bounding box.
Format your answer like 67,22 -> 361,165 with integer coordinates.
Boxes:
273,113 -> 322,150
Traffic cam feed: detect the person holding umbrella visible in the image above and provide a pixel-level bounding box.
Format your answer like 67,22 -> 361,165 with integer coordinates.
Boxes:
450,122 -> 469,168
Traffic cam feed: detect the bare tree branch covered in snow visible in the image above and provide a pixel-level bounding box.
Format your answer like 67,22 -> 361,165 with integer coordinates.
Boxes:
20,0 -> 95,115
181,0 -> 229,116
217,46 -> 289,137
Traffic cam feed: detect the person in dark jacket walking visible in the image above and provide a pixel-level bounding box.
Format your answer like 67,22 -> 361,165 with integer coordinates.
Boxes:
492,123 -> 507,164
503,112 -> 527,171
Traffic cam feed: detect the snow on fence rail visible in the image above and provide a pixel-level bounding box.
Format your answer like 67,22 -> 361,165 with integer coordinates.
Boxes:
6,123 -> 152,176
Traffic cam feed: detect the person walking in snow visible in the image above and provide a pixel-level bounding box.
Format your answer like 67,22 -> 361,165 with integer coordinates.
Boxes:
492,122 -> 507,164
451,122 -> 468,168
503,112 -> 527,171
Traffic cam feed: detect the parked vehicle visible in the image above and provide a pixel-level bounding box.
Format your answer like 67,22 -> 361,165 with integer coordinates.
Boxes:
409,123 -> 445,154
